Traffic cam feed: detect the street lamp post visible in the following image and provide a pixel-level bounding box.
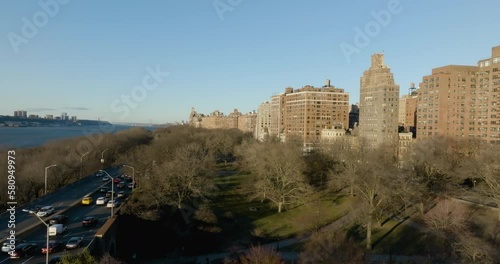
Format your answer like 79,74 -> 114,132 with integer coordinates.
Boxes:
99,170 -> 115,218
23,209 -> 49,264
80,152 -> 89,178
101,148 -> 109,170
123,165 -> 135,191
44,164 -> 57,195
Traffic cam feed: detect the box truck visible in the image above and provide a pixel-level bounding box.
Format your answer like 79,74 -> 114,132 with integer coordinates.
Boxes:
48,224 -> 67,236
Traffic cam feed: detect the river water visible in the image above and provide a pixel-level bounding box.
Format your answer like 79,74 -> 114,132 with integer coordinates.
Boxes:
0,125 -> 155,149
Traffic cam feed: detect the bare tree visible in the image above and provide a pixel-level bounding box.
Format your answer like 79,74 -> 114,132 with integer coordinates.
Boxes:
475,145 -> 500,219
152,142 -> 216,209
236,141 -> 311,213
329,144 -> 401,250
239,245 -> 284,264
423,199 -> 471,260
205,129 -> 240,165
452,232 -> 496,263
299,231 -> 365,264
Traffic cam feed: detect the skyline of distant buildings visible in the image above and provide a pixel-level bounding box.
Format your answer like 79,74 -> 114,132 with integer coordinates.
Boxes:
189,45 -> 500,148
11,110 -> 79,121
10,45 -> 499,148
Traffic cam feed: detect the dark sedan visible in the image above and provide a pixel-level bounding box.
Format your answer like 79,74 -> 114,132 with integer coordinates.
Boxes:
49,214 -> 69,225
9,243 -> 37,259
82,216 -> 99,227
41,240 -> 64,254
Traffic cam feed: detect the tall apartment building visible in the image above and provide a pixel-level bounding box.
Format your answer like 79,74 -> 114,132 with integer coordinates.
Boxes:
359,53 -> 400,148
14,110 -> 27,118
269,80 -> 349,146
480,46 -> 500,144
417,46 -> 500,143
254,101 -> 271,141
399,83 -> 418,133
269,93 -> 285,139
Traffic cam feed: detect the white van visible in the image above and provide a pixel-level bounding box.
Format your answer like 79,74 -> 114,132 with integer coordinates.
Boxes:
48,224 -> 67,236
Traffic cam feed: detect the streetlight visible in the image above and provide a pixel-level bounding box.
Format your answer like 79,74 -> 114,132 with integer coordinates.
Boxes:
44,164 -> 57,195
99,170 -> 116,218
23,209 -> 49,264
80,152 -> 89,177
101,148 -> 109,169
123,165 -> 135,191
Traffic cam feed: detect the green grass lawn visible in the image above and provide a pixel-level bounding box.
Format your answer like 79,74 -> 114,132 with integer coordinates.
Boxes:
208,166 -> 354,251
252,194 -> 353,238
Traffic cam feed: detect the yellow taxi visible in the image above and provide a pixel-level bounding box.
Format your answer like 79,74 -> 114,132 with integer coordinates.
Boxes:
81,196 -> 93,205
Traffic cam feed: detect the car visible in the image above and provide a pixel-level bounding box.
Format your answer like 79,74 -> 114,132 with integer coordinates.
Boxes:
102,176 -> 110,182
9,243 -> 37,259
100,187 -> 109,193
82,216 -> 98,227
117,181 -> 126,189
49,214 -> 68,225
96,197 -> 108,205
106,199 -> 118,208
105,191 -> 115,198
81,196 -> 93,205
95,171 -> 104,177
117,191 -> 126,198
2,239 -> 26,253
41,240 -> 64,254
49,255 -> 62,264
113,178 -> 121,184
65,236 -> 84,249
36,205 -> 55,217
128,182 -> 136,189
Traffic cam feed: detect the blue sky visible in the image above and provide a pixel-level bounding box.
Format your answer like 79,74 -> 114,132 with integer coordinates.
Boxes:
0,0 -> 499,124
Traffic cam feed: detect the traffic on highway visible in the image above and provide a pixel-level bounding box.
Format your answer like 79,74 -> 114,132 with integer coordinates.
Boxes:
1,168 -> 133,264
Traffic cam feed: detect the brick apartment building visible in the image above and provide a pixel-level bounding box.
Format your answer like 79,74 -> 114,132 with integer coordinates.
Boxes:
399,83 -> 418,134
264,80 -> 349,146
188,107 -> 257,133
359,53 -> 400,148
417,46 -> 500,144
254,101 -> 271,141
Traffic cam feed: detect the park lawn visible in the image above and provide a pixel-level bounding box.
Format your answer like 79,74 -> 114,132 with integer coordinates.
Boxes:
367,218 -> 429,255
372,223 -> 429,255
252,194 -> 353,238
210,167 -> 354,248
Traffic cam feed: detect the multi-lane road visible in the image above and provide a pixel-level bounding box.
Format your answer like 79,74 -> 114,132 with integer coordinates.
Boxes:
1,168 -> 129,264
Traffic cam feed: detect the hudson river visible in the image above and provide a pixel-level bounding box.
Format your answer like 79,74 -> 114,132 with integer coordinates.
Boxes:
0,124 -> 155,149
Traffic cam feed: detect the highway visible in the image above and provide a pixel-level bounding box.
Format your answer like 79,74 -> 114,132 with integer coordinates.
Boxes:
1,167 -> 121,241
0,168 -> 129,264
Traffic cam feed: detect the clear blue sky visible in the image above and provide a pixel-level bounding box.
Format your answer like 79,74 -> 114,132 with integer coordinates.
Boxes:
0,0 -> 499,124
